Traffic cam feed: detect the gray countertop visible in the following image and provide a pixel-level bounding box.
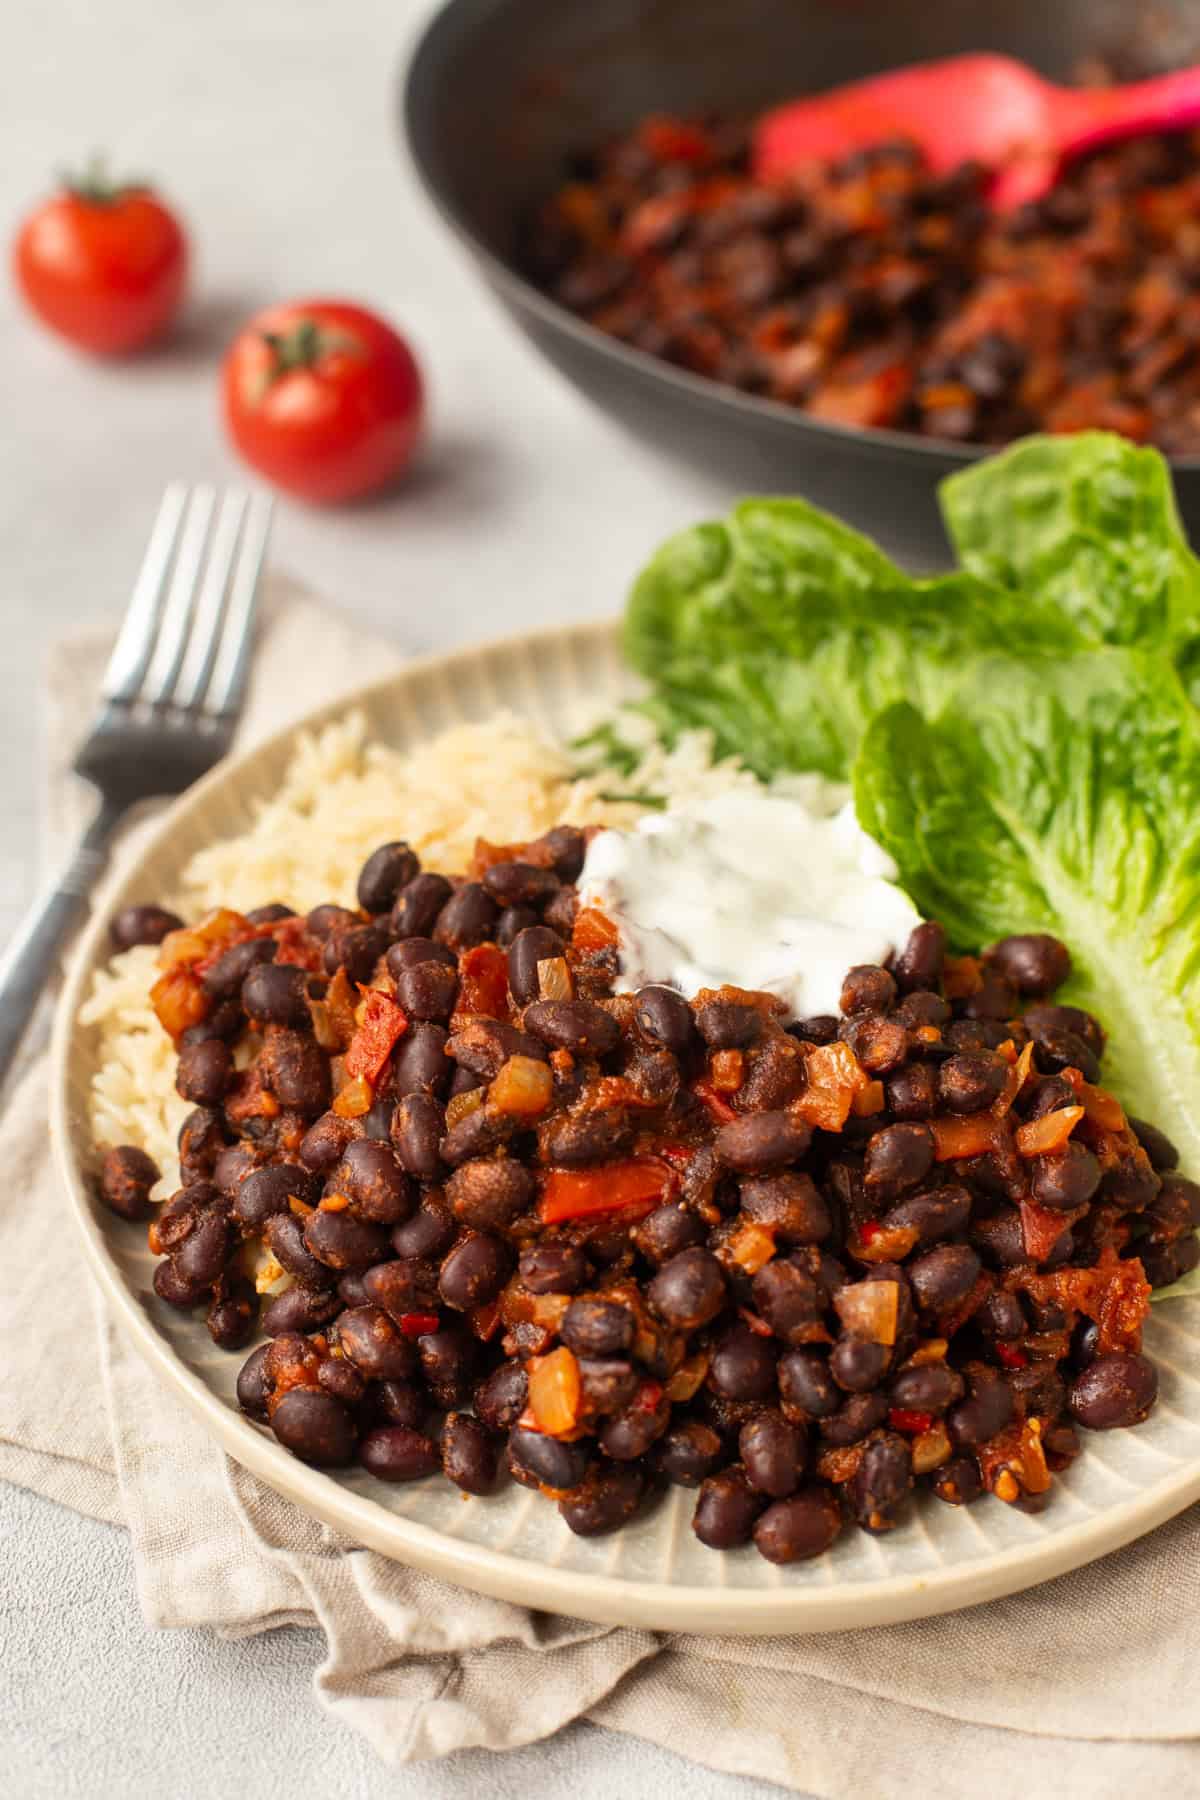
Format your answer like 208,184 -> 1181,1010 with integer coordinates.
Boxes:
1,1 -> 785,1794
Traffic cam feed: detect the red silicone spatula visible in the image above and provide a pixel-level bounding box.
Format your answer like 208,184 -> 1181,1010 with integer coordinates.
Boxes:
753,53 -> 1200,209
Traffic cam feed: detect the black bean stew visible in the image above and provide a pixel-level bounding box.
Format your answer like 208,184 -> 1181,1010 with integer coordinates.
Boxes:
97,832 -> 1193,1562
527,117 -> 1200,452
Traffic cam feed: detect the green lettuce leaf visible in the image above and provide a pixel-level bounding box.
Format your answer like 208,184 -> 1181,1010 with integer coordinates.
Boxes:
854,649 -> 1200,1172
941,432 -> 1200,697
624,497 -> 1079,780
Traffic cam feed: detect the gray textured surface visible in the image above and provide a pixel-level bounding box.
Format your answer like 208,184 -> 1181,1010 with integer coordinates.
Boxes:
0,0 -> 781,1794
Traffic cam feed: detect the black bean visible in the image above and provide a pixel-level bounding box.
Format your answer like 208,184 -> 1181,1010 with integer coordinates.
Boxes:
261,1283 -> 341,1335
152,1256 -> 210,1309
391,1197 -> 456,1261
507,926 -> 566,1006
829,1336 -> 890,1392
1033,1027 -> 1101,1083
109,903 -> 184,951
362,1096 -> 394,1142
883,1185 -> 971,1244
390,874 -> 454,941
975,1289 -> 1025,1343
559,1462 -> 644,1537
323,924 -> 389,984
99,1145 -> 159,1221
440,1412 -> 499,1495
523,998 -> 620,1057
335,1139 -> 414,1225
1025,999 -> 1105,1055
932,1455 -> 984,1505
434,882 -> 499,951
303,1208 -> 390,1273
752,1261 -> 822,1346
386,935 -> 457,977
180,999 -> 244,1048
240,960 -> 308,1028
864,1123 -> 934,1195
439,1232 -> 511,1309
447,1018 -> 548,1079
740,1172 -> 830,1243
233,1162 -> 320,1231
655,1420 -> 725,1487
298,1111 -> 360,1174
357,841 -> 420,915
694,1000 -> 762,1049
740,1411 -> 806,1497
646,1247 -> 726,1329
207,1277 -> 258,1350
1008,1361 -> 1066,1419
1022,1075 -> 1078,1121
890,1363 -> 964,1413
199,937 -> 275,1001
180,1111 -> 233,1188
318,1358 -> 367,1407
306,903 -> 358,940
945,1018 -> 1011,1055
715,1109 -> 811,1173
245,903 -> 294,926
273,1389 -> 357,1466
538,1109 -> 633,1166
937,1051 -> 1007,1114
561,1298 -> 634,1357
543,885 -> 579,937
840,1012 -> 909,1075
895,990 -> 950,1030
693,1467 -> 765,1549
338,1271 -> 372,1308
334,1304 -> 415,1380
778,1348 -> 841,1419
173,1208 -> 231,1287
961,970 -> 1017,1022
260,1026 -> 330,1115
1069,1352 -> 1158,1430
1129,1117 -> 1180,1172
600,1390 -> 670,1460
373,1379 -> 425,1429
849,1432 -> 913,1532
474,1359 -> 528,1432
496,905 -> 539,947
987,933 -> 1070,996
1030,1141 -> 1101,1212
154,1181 -> 221,1252
509,1426 -> 589,1491
531,825 -> 586,882
359,1424 -> 439,1481
394,960 -> 460,1024
887,1063 -> 938,1120
362,1257 -> 437,1318
518,1241 -> 589,1294
388,1093 -> 444,1183
482,859 -> 559,908
909,1243 -> 982,1312
892,921 -> 946,993
633,985 -> 695,1056
792,1014 -> 839,1045
840,964 -> 897,1015
446,1158 -> 533,1231
176,1039 -> 232,1106
753,1485 -> 842,1562
578,1358 -> 640,1415
416,1326 -> 478,1406
818,1390 -> 889,1446
392,1022 -> 451,1098
948,1371 -> 1013,1447
236,1342 -> 272,1419
710,1325 -> 777,1401
633,1204 -> 705,1266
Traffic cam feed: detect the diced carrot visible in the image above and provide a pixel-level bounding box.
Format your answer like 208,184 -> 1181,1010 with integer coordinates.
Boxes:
834,1279 -> 899,1345
995,1038 -> 1018,1065
158,908 -> 250,972
452,943 -> 509,1025
993,1040 -> 1035,1117
318,1191 -> 350,1212
149,966 -> 211,1039
572,907 -> 618,952
528,1346 -> 582,1437
344,989 -> 408,1082
1060,1070 -> 1127,1132
332,1074 -> 374,1119
793,1039 -> 870,1132
931,1112 -> 1002,1160
539,1157 -> 672,1224
469,837 -> 524,877
1015,1105 -> 1085,1157
851,1079 -> 886,1117
489,1055 -> 554,1117
1019,1197 -> 1070,1261
710,1049 -> 745,1094
726,1220 -> 777,1274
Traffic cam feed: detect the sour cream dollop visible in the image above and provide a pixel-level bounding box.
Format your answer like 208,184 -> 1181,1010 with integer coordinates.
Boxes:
578,787 -> 921,1020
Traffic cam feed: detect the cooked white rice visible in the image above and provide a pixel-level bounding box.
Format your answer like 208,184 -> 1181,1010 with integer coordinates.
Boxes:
81,708 -> 789,1198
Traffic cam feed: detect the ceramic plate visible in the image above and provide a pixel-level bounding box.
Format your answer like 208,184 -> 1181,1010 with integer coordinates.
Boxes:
51,619 -> 1200,1634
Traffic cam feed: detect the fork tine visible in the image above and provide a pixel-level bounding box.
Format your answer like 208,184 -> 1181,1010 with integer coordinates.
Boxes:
172,490 -> 247,712
202,493 -> 273,717
140,485 -> 216,706
101,484 -> 190,703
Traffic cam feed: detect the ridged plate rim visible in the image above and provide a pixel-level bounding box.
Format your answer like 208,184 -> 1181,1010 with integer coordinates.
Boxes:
50,616 -> 1200,1635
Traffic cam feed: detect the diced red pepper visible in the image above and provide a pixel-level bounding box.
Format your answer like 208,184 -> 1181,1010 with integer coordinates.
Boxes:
1019,1197 -> 1070,1263
656,1142 -> 698,1169
572,907 -> 619,953
452,943 -> 509,1024
343,988 -> 408,1082
539,1157 -> 672,1224
398,1311 -> 440,1338
693,1080 -> 737,1124
859,1219 -> 884,1246
888,1408 -> 934,1436
995,1341 -> 1029,1369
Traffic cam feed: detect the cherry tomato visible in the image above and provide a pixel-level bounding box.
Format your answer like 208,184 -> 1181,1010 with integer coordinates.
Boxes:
222,300 -> 424,503
13,161 -> 187,354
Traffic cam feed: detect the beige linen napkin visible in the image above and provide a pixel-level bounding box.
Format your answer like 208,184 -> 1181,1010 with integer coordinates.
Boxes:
4,578 -> 1200,1797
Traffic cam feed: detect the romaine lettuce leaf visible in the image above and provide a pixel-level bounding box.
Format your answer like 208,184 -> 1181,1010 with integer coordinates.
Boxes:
941,432 -> 1200,697
854,649 -> 1200,1171
624,496 -> 1079,779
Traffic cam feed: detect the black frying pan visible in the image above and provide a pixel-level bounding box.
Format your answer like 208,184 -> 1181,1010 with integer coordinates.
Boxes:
402,0 -> 1200,566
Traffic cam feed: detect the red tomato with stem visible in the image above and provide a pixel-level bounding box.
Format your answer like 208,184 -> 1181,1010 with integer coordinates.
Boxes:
222,299 -> 424,503
13,159 -> 188,354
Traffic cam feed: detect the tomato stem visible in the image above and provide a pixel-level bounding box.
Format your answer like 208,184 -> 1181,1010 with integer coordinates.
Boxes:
259,318 -> 355,384
59,152 -> 145,206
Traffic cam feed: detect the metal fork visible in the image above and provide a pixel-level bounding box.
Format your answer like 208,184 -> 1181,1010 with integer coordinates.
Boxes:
0,483 -> 272,1087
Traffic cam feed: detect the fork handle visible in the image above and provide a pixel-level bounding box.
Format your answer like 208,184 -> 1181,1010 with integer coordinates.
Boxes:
0,798 -> 125,1090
